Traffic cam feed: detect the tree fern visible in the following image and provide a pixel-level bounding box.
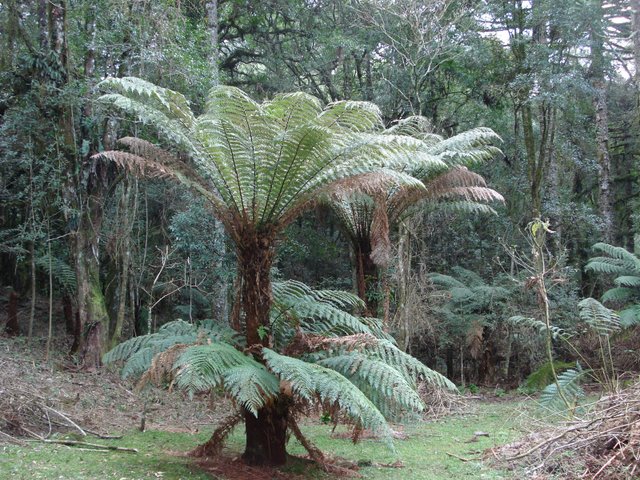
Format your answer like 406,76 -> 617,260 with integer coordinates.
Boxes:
96,79 -> 459,464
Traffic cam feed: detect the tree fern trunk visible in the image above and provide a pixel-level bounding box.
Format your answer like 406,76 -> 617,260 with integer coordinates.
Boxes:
236,230 -> 289,465
242,396 -> 289,466
353,239 -> 379,317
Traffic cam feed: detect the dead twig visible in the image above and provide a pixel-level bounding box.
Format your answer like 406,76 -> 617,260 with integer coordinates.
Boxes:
28,439 -> 138,453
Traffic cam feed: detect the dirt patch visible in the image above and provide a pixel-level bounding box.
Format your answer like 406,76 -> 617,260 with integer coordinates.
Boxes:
0,335 -> 228,441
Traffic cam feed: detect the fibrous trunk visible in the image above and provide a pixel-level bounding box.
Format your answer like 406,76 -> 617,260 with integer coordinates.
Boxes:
354,239 -> 379,317
236,230 -> 289,465
242,398 -> 289,466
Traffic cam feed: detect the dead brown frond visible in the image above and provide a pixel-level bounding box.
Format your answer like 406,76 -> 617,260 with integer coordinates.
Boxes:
95,151 -> 174,179
137,343 -> 189,391
466,321 -> 484,361
191,410 -> 244,458
370,196 -> 391,266
492,381 -> 640,479
423,167 -> 504,203
283,332 -> 379,356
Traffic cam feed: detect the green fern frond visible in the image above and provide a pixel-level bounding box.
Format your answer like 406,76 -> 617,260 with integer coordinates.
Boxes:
318,353 -> 424,420
328,337 -> 457,391
35,254 -> 77,293
222,364 -> 280,416
614,275 -> 640,288
262,348 -> 394,447
172,342 -> 258,395
590,243 -> 640,271
121,333 -> 198,379
508,316 -> 565,340
601,287 -> 635,304
620,305 -> 640,327
578,298 -> 621,337
540,365 -> 587,410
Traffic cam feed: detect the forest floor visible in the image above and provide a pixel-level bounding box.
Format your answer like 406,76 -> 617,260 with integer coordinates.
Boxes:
0,334 -> 542,480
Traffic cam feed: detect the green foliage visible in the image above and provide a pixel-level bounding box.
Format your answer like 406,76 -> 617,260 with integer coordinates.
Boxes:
577,298 -> 620,337
586,243 -> 640,327
104,281 -> 454,451
524,361 -> 576,391
540,365 -> 587,410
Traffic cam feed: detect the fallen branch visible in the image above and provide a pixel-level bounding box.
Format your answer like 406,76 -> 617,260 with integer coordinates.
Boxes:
43,406 -> 86,437
0,429 -> 27,445
28,439 -> 138,453
446,452 -> 480,462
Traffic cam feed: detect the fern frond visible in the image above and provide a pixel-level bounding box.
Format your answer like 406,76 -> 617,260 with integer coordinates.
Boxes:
222,364 -> 280,416
324,336 -> 456,391
508,316 -> 565,340
620,305 -> 640,327
35,254 -> 76,293
591,243 -> 640,271
262,348 -> 394,447
121,333 -> 198,379
318,353 -> 424,420
540,366 -> 587,410
601,287 -> 635,304
578,298 -> 621,337
172,342 -> 259,395
614,275 -> 640,288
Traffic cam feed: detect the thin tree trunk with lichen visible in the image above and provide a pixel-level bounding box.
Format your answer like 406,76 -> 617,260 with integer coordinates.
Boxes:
589,0 -> 614,242
396,222 -> 412,352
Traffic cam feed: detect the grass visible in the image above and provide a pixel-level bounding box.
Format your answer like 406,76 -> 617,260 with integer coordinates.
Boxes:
0,399 -> 533,479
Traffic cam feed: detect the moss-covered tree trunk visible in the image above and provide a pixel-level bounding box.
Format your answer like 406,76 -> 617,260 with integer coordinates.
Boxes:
236,230 -> 289,466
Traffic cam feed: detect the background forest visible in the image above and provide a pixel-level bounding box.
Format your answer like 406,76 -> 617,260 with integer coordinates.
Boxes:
1,0 -> 639,392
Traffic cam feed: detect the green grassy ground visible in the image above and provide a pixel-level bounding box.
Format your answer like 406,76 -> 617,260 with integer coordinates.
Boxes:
0,400 -> 532,479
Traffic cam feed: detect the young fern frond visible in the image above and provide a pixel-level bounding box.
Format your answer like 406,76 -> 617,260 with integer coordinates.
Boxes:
578,298 -> 621,337
540,366 -> 587,410
508,316 -> 565,340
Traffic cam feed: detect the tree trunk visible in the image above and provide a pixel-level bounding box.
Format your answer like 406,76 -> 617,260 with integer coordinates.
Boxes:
242,396 -> 289,466
353,239 -> 379,317
5,289 -> 19,336
63,294 -> 74,334
396,222 -> 412,352
236,230 -> 289,465
589,0 -> 614,242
